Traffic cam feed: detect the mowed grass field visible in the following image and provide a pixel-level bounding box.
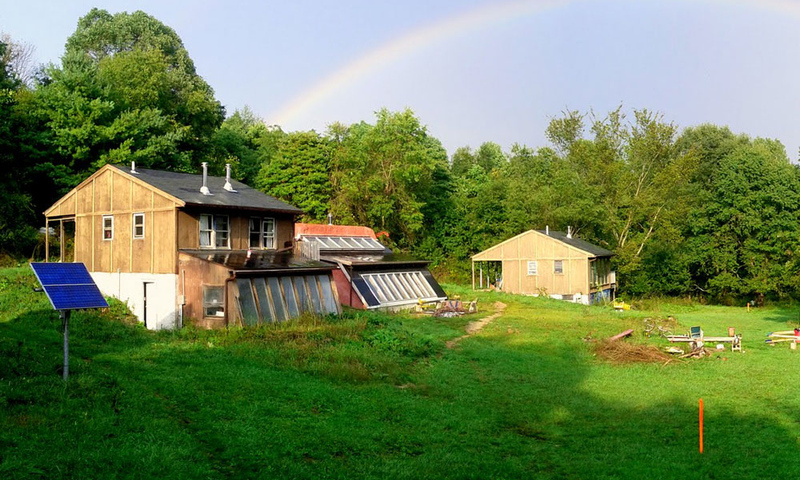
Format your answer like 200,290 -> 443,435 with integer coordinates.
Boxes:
2,266 -> 800,479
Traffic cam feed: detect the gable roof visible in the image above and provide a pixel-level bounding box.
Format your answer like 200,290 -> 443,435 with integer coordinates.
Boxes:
472,229 -> 614,261
108,165 -> 303,214
534,230 -> 614,257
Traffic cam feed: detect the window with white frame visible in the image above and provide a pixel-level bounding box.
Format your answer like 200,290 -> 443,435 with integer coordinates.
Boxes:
132,213 -> 145,239
262,218 -> 275,249
249,217 -> 276,249
199,214 -> 230,248
203,285 -> 225,317
527,260 -> 538,276
102,215 -> 114,240
554,260 -> 564,274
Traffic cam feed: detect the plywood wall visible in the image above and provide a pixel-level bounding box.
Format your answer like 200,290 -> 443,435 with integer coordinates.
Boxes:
47,167 -> 179,274
475,231 -> 591,297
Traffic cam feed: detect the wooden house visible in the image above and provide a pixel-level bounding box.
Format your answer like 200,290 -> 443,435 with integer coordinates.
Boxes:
43,163 -> 340,329
471,228 -> 616,304
295,223 -> 447,310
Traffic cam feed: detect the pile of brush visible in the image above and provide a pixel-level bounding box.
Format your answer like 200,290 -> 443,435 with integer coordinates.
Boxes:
594,339 -> 673,364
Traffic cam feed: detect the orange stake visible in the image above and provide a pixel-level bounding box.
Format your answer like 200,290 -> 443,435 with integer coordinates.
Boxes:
699,398 -> 704,454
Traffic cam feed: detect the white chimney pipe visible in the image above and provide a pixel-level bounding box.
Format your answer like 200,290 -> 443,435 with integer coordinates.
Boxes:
545,225 -> 549,235
200,162 -> 212,195
328,213 -> 333,225
223,163 -> 236,192
130,161 -> 138,174
567,226 -> 572,239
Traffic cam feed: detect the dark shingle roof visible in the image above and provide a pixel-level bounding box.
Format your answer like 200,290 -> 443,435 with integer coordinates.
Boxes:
535,230 -> 615,257
110,165 -> 303,214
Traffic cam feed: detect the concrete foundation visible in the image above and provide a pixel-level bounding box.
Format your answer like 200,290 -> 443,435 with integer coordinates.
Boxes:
91,271 -> 179,330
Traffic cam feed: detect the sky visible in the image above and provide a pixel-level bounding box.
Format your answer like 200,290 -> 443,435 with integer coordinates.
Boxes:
3,0 -> 800,159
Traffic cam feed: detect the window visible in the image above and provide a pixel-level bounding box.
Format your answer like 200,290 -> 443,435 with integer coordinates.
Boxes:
554,260 -> 564,274
203,285 -> 225,317
262,219 -> 275,249
132,213 -> 145,239
527,260 -> 538,276
215,216 -> 229,248
249,217 -> 276,249
102,215 -> 114,240
200,214 -> 230,248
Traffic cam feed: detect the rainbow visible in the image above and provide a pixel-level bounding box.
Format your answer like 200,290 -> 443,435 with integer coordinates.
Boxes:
267,0 -> 800,128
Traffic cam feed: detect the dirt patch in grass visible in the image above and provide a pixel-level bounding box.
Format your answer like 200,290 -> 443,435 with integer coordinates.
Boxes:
594,340 -> 673,364
446,301 -> 507,348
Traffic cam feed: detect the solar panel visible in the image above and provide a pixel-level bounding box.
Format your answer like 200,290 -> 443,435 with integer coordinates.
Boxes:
30,262 -> 109,310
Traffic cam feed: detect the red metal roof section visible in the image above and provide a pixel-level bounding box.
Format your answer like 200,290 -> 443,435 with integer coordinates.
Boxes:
295,223 -> 378,239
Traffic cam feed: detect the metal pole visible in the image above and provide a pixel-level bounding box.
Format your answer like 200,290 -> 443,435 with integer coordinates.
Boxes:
61,310 -> 70,381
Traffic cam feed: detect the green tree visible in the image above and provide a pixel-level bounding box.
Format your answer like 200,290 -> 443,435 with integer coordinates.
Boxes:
35,8 -> 223,178
0,39 -> 39,253
329,108 -> 448,246
257,131 -> 331,221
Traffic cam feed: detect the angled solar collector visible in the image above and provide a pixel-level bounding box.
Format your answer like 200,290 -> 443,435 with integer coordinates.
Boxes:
31,262 -> 108,310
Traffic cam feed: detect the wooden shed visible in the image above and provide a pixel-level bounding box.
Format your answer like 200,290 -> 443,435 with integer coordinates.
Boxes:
472,229 -> 616,304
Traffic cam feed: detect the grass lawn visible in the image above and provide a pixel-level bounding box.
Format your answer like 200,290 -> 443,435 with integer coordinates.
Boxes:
2,266 -> 800,479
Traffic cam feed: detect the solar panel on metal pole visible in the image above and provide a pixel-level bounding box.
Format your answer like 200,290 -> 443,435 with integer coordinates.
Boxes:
30,262 -> 108,381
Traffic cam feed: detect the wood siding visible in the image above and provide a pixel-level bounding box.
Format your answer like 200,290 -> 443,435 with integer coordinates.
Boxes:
474,231 -> 591,297
178,252 -> 231,329
45,166 -> 180,274
177,210 -> 295,250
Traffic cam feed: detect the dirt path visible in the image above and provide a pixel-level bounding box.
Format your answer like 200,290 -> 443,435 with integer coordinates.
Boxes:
446,301 -> 507,349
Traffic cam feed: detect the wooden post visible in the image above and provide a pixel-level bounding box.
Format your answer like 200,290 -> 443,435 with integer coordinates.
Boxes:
45,219 -> 50,262
471,261 -> 475,291
479,263 -> 483,289
59,219 -> 64,263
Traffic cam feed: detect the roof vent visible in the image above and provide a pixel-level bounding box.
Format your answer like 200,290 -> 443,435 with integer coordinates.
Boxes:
130,161 -> 138,175
223,163 -> 237,192
545,225 -> 549,235
567,226 -> 572,239
200,162 -> 212,196
327,212 -> 333,225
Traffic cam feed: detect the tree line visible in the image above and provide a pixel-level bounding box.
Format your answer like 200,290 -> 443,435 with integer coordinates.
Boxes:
2,9 -> 800,302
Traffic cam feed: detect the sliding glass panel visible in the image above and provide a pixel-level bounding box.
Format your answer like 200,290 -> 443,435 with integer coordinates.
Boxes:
369,275 -> 387,301
268,277 -> 288,322
294,276 -> 310,313
318,274 -> 338,314
381,273 -> 405,300
254,277 -> 273,324
379,274 -> 402,301
236,278 -> 259,326
306,275 -> 323,313
410,272 -> 434,297
394,273 -> 412,298
282,276 -> 300,318
401,272 -> 424,298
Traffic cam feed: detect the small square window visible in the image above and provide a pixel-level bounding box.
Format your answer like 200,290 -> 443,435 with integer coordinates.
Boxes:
132,213 -> 145,239
203,285 -> 225,317
554,260 -> 564,274
527,260 -> 538,276
102,215 -> 114,240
